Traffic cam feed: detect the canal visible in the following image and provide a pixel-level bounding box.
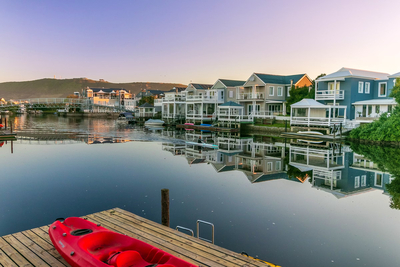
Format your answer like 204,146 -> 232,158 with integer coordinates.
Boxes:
1,114 -> 400,267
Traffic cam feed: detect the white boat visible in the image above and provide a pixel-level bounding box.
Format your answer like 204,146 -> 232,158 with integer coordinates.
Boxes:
186,141 -> 218,149
298,131 -> 323,136
144,119 -> 164,126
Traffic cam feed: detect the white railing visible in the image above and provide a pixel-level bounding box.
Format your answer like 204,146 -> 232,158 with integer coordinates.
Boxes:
237,92 -> 264,100
216,112 -> 253,122
161,95 -> 186,102
313,170 -> 342,181
315,90 -> 344,100
251,111 -> 277,118
186,95 -> 223,102
154,99 -> 163,104
137,112 -> 155,117
290,116 -> 345,126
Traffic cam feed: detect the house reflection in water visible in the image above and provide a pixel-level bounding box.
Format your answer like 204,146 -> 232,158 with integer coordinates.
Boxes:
161,130 -> 395,199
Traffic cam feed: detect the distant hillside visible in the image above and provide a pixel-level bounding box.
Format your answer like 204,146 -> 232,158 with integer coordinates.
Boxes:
0,78 -> 187,100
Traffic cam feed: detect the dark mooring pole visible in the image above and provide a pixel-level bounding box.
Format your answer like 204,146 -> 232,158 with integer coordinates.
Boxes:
161,188 -> 170,227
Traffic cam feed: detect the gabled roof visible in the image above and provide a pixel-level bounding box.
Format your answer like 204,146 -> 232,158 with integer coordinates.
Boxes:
317,67 -> 390,81
190,83 -> 213,90
138,103 -> 154,108
389,72 -> 400,78
254,73 -> 307,85
291,99 -> 325,107
218,101 -> 243,107
218,79 -> 246,87
167,87 -> 186,93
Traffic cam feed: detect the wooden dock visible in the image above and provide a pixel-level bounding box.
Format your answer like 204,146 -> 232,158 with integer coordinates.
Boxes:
0,208 -> 272,267
280,131 -> 345,141
176,124 -> 239,133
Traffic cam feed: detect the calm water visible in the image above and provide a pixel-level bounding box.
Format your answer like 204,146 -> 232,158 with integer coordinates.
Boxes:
1,114 -> 400,267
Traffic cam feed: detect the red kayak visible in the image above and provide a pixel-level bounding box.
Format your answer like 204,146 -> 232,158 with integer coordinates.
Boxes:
49,217 -> 198,267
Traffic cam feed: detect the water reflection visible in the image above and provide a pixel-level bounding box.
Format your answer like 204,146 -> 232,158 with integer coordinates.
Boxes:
3,114 -> 400,266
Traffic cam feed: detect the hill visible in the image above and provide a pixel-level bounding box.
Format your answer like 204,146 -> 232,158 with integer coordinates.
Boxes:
0,78 -> 187,100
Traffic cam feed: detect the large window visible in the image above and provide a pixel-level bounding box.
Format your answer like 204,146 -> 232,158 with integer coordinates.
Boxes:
277,87 -> 283,96
287,86 -> 291,97
355,176 -> 360,188
269,86 -> 274,96
328,82 -> 340,91
361,175 -> 366,187
267,162 -> 273,172
368,105 -> 372,116
376,105 -> 380,113
388,105 -> 393,113
229,90 -> 233,98
375,173 -> 383,187
275,161 -> 281,171
365,82 -> 370,94
379,82 -> 387,97
358,82 -> 364,93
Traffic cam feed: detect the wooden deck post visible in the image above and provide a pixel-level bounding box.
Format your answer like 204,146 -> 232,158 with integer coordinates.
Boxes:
161,188 -> 170,227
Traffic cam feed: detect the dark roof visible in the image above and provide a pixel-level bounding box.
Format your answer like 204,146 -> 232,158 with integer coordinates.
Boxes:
139,103 -> 154,108
191,83 -> 213,90
254,73 -> 307,85
137,90 -> 165,96
167,87 -> 186,93
89,87 -> 127,93
219,79 -> 246,87
219,101 -> 243,107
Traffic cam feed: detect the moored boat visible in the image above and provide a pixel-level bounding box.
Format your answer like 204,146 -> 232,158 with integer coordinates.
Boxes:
144,119 -> 164,126
117,112 -> 136,124
49,217 -> 197,267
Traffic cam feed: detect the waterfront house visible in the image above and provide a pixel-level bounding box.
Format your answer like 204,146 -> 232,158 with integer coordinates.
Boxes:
159,87 -> 186,121
137,103 -> 157,118
239,73 -> 312,117
84,87 -> 135,110
184,83 -> 221,122
315,67 -> 399,121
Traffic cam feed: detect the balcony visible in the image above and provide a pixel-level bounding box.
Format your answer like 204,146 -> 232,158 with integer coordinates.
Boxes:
315,90 -> 344,100
216,111 -> 253,122
290,116 -> 345,127
186,95 -> 222,103
237,92 -> 264,100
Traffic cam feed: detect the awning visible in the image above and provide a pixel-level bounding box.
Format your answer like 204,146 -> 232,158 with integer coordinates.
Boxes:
289,163 -> 313,172
352,99 -> 397,106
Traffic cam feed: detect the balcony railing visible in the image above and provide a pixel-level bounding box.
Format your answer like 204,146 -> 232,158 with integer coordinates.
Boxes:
237,92 -> 264,100
315,90 -> 344,100
216,112 -> 253,122
290,116 -> 345,126
186,95 -> 222,102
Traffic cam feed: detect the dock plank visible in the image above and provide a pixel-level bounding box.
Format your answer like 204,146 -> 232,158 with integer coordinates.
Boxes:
0,208 -> 272,267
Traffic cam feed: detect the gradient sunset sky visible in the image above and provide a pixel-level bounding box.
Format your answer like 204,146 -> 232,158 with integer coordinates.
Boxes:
1,0 -> 399,84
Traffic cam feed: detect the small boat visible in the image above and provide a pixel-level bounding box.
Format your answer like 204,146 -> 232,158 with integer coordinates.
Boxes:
144,119 -> 164,126
184,123 -> 194,131
186,141 -> 218,149
297,131 -> 323,136
117,112 -> 136,124
49,217 -> 197,267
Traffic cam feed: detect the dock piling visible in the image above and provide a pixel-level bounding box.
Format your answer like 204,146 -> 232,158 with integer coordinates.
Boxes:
161,188 -> 170,227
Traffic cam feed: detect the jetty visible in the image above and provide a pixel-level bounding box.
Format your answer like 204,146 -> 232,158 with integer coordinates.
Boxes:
0,208 -> 272,267
176,124 -> 239,133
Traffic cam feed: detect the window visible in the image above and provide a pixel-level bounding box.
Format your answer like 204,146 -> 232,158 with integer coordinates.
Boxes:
376,105 -> 380,113
229,90 -> 233,98
358,82 -> 364,93
379,82 -> 387,97
287,86 -> 291,97
365,82 -> 370,94
355,176 -> 360,188
269,86 -> 274,96
328,82 -> 340,91
375,173 -> 383,187
388,105 -> 393,113
277,87 -> 283,96
368,105 -> 372,116
275,161 -> 281,171
267,162 -> 273,172
361,175 -> 366,187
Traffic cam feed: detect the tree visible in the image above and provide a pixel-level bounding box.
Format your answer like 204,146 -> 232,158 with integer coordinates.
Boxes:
286,73 -> 325,114
389,78 -> 400,104
137,96 -> 154,106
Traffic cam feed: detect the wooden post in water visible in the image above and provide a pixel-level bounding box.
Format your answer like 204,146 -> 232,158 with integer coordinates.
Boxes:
161,188 -> 170,227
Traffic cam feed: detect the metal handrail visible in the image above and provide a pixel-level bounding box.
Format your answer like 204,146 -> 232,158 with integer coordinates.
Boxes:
175,226 -> 194,236
197,220 -> 214,244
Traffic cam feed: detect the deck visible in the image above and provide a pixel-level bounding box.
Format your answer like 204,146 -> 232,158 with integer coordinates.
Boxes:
0,208 -> 272,267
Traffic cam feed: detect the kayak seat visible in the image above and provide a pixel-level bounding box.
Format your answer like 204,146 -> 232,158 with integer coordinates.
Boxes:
114,250 -> 149,267
145,248 -> 170,264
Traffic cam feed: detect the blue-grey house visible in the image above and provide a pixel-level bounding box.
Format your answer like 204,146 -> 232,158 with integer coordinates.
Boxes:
315,67 -> 400,121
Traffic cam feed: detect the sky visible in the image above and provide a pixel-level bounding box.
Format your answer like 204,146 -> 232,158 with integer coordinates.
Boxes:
1,0 -> 400,84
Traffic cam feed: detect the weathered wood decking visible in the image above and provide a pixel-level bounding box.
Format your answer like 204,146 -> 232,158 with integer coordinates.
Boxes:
0,208 -> 272,267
